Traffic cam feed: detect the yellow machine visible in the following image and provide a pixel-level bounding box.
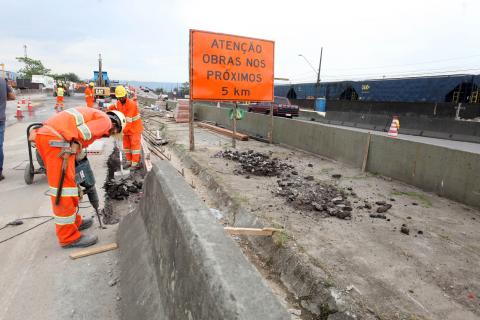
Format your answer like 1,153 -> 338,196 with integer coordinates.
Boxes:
93,54 -> 111,99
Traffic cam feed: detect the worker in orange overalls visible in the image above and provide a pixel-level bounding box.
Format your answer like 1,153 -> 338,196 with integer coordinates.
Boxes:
55,84 -> 65,111
84,82 -> 95,108
31,107 -> 126,248
109,86 -> 144,168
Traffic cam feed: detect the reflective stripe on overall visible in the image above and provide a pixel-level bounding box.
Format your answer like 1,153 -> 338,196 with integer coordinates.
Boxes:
35,123 -> 83,246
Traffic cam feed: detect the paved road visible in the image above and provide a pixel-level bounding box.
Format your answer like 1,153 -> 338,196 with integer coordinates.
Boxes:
0,96 -> 120,320
5,93 -> 87,126
298,111 -> 480,154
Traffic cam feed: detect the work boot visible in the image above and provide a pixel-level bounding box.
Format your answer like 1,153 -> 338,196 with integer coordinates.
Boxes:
79,217 -> 93,231
62,234 -> 98,248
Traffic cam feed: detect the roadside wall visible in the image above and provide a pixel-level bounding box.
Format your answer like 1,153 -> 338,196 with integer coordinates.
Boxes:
324,111 -> 480,143
194,104 -> 480,208
119,161 -> 290,320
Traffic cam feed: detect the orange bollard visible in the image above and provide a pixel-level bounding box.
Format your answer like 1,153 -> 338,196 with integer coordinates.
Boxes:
27,98 -> 33,112
387,116 -> 400,138
15,101 -> 24,118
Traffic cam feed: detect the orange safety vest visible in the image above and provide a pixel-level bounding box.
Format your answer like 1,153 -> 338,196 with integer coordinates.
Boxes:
36,107 -> 112,148
109,97 -> 143,135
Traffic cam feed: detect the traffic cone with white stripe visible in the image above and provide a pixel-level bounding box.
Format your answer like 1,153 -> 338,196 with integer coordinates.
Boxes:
15,101 -> 24,118
388,116 -> 400,138
27,97 -> 33,112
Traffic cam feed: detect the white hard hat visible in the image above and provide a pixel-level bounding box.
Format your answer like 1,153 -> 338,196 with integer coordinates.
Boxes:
106,110 -> 127,133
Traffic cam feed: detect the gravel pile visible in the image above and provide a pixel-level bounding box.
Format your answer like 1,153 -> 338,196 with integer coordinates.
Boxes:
215,150 -> 294,177
276,175 -> 352,219
104,179 -> 143,200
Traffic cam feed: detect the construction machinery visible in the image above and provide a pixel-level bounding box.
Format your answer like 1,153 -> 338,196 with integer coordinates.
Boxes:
93,54 -> 111,100
25,123 -> 105,228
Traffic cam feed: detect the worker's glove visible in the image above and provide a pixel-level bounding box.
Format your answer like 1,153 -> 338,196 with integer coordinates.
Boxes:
76,148 -> 87,162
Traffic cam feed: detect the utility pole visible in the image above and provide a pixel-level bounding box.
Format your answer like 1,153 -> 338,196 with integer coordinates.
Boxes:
24,45 -> 28,58
317,47 -> 323,85
98,53 -> 104,86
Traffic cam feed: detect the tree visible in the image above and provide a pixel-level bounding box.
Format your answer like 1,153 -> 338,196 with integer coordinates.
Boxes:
180,82 -> 190,96
154,88 -> 164,95
16,57 -> 51,79
52,72 -> 81,82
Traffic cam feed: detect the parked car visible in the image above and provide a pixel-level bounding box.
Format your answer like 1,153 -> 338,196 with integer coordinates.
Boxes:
248,97 -> 299,118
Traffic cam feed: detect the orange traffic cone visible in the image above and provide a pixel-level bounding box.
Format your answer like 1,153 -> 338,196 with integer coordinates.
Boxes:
15,101 -> 24,118
388,116 -> 400,138
27,98 -> 33,112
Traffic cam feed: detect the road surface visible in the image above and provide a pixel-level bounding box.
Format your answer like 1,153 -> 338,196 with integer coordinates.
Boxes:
0,95 -> 120,320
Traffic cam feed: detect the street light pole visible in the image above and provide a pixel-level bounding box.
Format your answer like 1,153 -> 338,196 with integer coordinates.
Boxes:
317,47 -> 323,85
298,54 -> 318,77
299,49 -> 323,85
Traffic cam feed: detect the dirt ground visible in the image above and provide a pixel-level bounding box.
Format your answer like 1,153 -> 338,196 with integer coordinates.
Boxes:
142,111 -> 480,320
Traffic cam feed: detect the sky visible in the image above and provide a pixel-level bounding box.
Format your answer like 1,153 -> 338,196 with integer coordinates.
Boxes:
2,0 -> 480,84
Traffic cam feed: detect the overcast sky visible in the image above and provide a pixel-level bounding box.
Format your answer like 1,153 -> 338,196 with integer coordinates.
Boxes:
2,0 -> 479,83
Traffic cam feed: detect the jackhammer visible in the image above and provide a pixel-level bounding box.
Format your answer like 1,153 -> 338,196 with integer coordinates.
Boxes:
75,155 -> 105,229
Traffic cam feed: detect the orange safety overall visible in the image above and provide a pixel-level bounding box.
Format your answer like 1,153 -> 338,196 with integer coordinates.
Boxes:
85,86 -> 95,108
109,98 -> 144,166
34,107 -> 112,246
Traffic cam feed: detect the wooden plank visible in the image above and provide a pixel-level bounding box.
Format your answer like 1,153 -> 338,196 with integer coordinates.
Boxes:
69,243 -> 118,260
197,122 -> 249,141
224,227 -> 283,236
140,135 -> 153,172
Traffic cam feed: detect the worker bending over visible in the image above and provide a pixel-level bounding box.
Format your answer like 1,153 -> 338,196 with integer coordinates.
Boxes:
31,107 -> 126,248
55,85 -> 65,111
109,86 -> 144,169
84,82 -> 95,108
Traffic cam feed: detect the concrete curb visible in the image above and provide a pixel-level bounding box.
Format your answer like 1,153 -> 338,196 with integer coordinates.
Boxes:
118,161 -> 290,320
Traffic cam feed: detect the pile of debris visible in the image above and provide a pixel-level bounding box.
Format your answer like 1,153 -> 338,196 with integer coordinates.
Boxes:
215,149 -> 354,219
103,179 -> 143,200
276,175 -> 352,219
214,150 -> 293,177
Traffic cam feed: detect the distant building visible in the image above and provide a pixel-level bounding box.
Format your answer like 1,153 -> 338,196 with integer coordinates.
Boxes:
275,74 -> 480,104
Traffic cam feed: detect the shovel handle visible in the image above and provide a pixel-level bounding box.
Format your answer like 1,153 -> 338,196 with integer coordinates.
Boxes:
55,158 -> 68,205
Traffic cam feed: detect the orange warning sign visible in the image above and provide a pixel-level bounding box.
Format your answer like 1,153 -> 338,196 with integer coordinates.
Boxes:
189,29 -> 274,102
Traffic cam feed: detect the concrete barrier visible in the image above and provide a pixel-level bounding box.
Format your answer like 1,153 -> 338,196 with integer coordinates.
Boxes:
118,161 -> 290,320
193,104 -> 480,208
324,110 -> 480,142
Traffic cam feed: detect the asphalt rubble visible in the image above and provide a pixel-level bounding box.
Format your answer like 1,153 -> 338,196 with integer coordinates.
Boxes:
211,149 -> 430,243
101,146 -> 144,224
216,149 -> 357,220
213,149 -> 425,236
